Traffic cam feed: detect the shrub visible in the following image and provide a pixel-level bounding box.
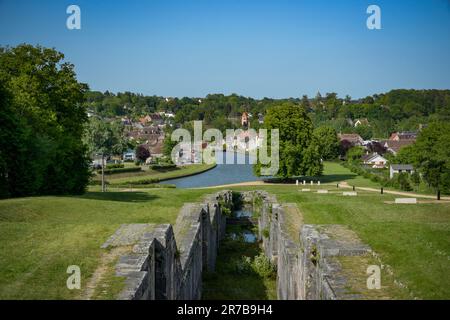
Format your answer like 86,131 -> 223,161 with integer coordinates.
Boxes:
106,163 -> 124,169
120,178 -> 160,185
112,183 -> 175,189
98,167 -> 142,175
234,256 -> 253,274
88,180 -> 110,186
252,253 -> 276,278
150,163 -> 177,171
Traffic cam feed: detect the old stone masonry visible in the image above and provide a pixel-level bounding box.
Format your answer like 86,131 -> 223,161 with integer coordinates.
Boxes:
100,190 -> 382,300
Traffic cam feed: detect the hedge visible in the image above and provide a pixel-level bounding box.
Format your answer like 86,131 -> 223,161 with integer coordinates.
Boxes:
97,167 -> 142,175
150,163 -> 177,171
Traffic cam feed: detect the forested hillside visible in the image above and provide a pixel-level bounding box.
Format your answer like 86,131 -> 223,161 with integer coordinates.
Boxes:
84,89 -> 450,138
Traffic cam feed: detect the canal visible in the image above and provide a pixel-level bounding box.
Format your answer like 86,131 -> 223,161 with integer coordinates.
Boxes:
160,151 -> 264,188
202,197 -> 277,300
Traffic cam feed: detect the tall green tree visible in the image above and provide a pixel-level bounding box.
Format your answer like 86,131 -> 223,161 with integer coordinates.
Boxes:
255,103 -> 322,178
84,118 -> 127,192
313,126 -> 340,160
0,44 -> 90,198
409,122 -> 450,193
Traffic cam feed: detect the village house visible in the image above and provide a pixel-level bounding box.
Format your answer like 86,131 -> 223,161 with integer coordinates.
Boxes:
241,112 -> 250,127
389,131 -> 417,141
338,133 -> 364,146
123,149 -> 136,162
121,117 -> 132,126
354,118 -> 370,127
383,140 -> 415,155
390,164 -> 414,179
362,152 -> 388,168
258,113 -> 264,124
139,114 -> 164,126
159,111 -> 175,118
139,115 -> 152,125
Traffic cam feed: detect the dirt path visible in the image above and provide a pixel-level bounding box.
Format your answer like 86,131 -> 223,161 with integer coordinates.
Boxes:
339,181 -> 450,200
80,246 -> 131,300
197,180 -> 450,201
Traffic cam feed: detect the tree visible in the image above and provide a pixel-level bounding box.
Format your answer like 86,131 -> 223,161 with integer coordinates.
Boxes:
347,147 -> 365,163
254,103 -> 322,178
84,118 -> 127,192
0,44 -> 90,198
136,145 -> 150,164
408,122 -> 450,193
313,126 -> 340,160
355,125 -> 373,140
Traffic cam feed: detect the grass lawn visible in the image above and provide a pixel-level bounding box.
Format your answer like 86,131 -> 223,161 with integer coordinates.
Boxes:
321,161 -> 382,188
97,163 -> 216,185
0,189 -> 209,299
0,161 -> 448,299
229,185 -> 450,299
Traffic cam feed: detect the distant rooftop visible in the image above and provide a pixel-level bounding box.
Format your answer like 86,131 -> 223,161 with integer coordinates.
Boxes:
390,164 -> 414,170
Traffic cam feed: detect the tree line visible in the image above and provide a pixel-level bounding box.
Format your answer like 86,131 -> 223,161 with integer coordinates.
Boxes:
1,44 -> 449,198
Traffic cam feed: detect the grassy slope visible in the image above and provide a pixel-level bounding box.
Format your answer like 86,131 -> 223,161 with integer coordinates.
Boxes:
0,189 -> 208,299
321,161 -> 381,188
0,162 -> 448,299
228,184 -> 450,299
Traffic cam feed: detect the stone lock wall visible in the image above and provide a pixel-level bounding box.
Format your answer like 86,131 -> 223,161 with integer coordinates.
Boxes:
255,191 -> 372,300
108,191 -> 231,300
106,190 -> 374,300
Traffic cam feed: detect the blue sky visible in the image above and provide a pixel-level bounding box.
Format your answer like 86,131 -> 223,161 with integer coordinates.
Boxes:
1,0 -> 449,98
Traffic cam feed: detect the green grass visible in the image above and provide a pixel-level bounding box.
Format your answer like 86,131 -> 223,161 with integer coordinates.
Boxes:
203,225 -> 277,300
0,189 -> 208,299
0,161 -> 449,299
321,161 -> 382,188
99,163 -> 216,185
228,185 -> 450,299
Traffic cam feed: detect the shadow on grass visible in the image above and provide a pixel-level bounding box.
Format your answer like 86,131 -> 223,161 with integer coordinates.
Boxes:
76,191 -> 160,203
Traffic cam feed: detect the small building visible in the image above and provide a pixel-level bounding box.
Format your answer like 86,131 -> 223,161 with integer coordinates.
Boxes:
389,131 -> 417,141
121,117 -> 132,126
383,140 -> 415,155
258,113 -> 264,124
123,150 -> 136,162
139,115 -> 152,125
241,112 -> 250,127
338,133 -> 364,146
362,153 -> 388,168
354,118 -> 370,127
390,164 -> 414,179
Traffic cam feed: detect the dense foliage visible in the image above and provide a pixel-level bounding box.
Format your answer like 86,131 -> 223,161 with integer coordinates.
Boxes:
394,122 -> 450,193
255,103 -> 323,178
0,45 -> 90,198
84,89 -> 450,140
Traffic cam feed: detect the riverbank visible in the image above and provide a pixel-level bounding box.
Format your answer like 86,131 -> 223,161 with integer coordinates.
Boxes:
98,163 -> 217,186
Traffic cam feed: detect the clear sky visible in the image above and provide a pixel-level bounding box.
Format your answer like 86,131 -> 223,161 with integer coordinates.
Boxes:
1,0 -> 449,99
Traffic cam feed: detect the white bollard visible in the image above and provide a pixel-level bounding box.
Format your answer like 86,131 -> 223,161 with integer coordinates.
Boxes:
296,180 -> 299,186
301,189 -> 311,192
303,180 -> 306,185
318,181 -> 321,186
311,181 -> 313,186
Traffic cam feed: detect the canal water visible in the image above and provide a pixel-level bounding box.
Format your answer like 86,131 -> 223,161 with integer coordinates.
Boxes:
160,151 -> 263,188
202,201 -> 276,300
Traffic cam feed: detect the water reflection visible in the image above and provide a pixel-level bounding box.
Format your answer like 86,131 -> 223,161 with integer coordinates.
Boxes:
161,151 -> 263,188
229,230 -> 257,243
234,205 -> 253,218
